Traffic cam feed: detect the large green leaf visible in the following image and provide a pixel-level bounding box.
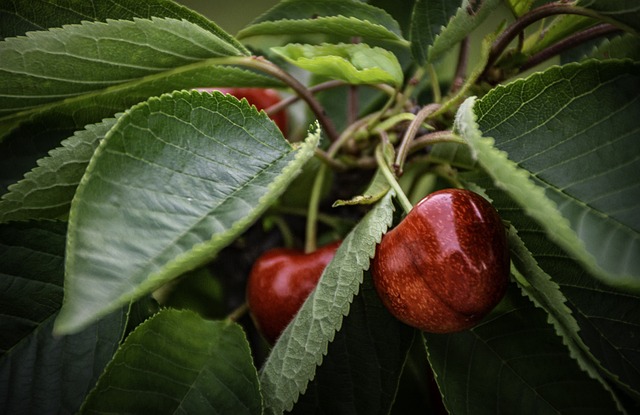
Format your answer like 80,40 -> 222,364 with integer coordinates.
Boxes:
239,0 -> 403,38
467,172 -> 640,401
0,0 -> 247,52
54,91 -> 320,335
470,60 -> 640,287
0,17 -> 247,117
0,220 -> 127,414
81,309 -> 261,414
259,190 -> 396,415
0,117 -> 118,222
289,272 -> 415,414
272,43 -> 404,87
426,284 -> 622,414
0,65 -> 282,194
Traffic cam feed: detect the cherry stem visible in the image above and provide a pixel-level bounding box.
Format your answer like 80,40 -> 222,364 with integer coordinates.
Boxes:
394,103 -> 441,175
269,215 -> 295,248
376,144 -> 413,214
226,302 -> 249,322
305,162 -> 328,254
427,64 -> 442,103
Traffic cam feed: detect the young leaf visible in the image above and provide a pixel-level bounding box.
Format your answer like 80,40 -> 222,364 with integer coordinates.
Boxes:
54,91 -> 320,335
467,60 -> 640,289
239,0 -> 404,39
80,309 -> 262,415
259,190 -> 396,415
272,43 -> 404,87
0,117 -> 118,222
506,0 -> 535,17
289,273 -> 415,414
0,220 -> 127,414
424,0 -> 502,62
0,17 -> 248,117
426,284 -> 622,414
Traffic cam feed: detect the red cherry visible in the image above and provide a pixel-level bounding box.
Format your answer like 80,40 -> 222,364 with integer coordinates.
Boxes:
199,87 -> 288,133
246,241 -> 340,344
372,189 -> 509,333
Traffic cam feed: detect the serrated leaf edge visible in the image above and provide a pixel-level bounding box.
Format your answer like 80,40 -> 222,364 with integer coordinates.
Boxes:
455,96 -> 638,291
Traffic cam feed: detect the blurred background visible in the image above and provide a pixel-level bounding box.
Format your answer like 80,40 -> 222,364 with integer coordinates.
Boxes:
175,0 -> 279,34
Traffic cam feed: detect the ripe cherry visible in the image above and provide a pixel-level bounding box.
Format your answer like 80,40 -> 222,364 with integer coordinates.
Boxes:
246,241 -> 340,344
198,87 -> 288,133
372,188 -> 509,333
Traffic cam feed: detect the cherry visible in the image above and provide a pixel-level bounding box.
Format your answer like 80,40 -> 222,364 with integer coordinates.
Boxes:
372,188 -> 509,333
246,241 -> 341,344
198,87 -> 288,133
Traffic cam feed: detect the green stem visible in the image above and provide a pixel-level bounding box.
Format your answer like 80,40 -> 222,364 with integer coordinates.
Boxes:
409,130 -> 466,154
305,163 -> 329,253
375,145 -> 413,214
427,64 -> 442,103
226,302 -> 249,322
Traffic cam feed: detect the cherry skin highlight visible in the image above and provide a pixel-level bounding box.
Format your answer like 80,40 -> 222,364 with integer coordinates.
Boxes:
246,241 -> 340,344
372,189 -> 510,333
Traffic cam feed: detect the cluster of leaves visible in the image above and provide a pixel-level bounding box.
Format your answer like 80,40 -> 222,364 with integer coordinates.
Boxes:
1,0 -> 639,414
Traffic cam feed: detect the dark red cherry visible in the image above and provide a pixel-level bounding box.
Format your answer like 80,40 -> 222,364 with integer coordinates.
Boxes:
372,189 -> 509,333
246,241 -> 340,344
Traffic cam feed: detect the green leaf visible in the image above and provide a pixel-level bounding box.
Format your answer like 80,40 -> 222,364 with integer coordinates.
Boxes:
0,220 -> 127,414
409,0 -> 460,65
466,172 -> 640,401
523,14 -> 598,57
0,117 -> 118,222
81,309 -> 261,415
474,61 -> 640,287
429,0 -> 503,62
587,33 -> 640,61
289,272 -> 415,414
239,0 -> 404,38
506,0 -> 535,17
259,190 -> 396,415
0,0 -> 247,53
333,143 -> 394,207
577,0 -> 640,32
272,43 -> 404,87
426,284 -> 622,414
54,91 -> 320,335
468,60 -> 640,289
237,16 -> 408,45
505,223 -> 621,400
0,17 -> 247,117
0,65 -> 283,195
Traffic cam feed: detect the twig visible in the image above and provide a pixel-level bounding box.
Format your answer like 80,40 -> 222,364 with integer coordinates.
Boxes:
520,23 -> 621,71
